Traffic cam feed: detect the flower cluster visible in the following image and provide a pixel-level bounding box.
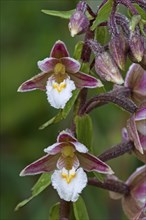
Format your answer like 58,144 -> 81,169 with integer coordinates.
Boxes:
17,0 -> 146,219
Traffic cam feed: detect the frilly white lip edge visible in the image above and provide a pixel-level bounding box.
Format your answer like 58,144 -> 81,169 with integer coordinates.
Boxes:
46,76 -> 76,109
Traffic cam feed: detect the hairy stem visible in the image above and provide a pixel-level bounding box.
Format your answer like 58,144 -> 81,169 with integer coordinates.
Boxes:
80,87 -> 137,114
98,141 -> 134,162
88,178 -> 130,195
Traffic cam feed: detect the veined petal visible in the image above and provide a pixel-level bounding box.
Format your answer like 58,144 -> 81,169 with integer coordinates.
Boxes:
57,155 -> 79,170
50,40 -> 69,58
37,57 -> 58,72
61,57 -> 80,73
18,72 -> 51,92
71,142 -> 88,153
19,154 -> 59,176
127,116 -> 144,154
44,142 -> 66,155
46,77 -> 76,109
57,129 -> 77,143
135,106 -> 146,121
51,167 -> 87,202
69,71 -> 103,88
76,152 -> 114,174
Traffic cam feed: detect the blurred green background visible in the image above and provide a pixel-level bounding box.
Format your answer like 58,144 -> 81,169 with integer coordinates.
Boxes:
1,1 -> 142,220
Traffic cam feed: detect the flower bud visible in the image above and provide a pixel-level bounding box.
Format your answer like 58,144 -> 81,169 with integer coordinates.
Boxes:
95,51 -> 124,84
88,39 -> 124,84
68,2 -> 89,37
127,103 -> 146,157
122,165 -> 146,220
129,31 -> 145,62
124,63 -> 146,105
109,33 -> 128,70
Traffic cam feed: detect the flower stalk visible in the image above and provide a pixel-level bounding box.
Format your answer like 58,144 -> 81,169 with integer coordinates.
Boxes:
79,87 -> 137,115
88,178 -> 130,195
98,141 -> 134,162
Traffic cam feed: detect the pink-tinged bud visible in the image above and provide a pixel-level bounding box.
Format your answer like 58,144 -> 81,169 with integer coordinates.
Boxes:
125,63 -> 146,105
95,51 -> 124,84
109,33 -> 128,70
129,31 -> 145,62
68,2 -> 89,37
87,39 -> 124,84
122,165 -> 146,220
127,103 -> 146,157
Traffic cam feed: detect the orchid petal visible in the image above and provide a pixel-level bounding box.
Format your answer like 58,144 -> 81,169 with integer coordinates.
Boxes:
57,155 -> 79,170
44,142 -> 66,155
46,76 -> 76,109
57,129 -> 78,143
50,40 -> 69,58
18,72 -> 51,92
76,152 -> 114,174
127,116 -> 144,154
71,142 -> 88,153
61,57 -> 80,73
135,106 -> 146,121
51,167 -> 87,202
124,64 -> 146,105
37,57 -> 58,72
69,71 -> 103,88
20,154 -> 59,176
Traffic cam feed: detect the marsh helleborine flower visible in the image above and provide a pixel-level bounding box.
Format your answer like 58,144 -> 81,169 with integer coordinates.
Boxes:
68,1 -> 89,37
125,63 -> 146,105
122,165 -> 146,220
18,41 -> 101,109
127,103 -> 146,161
20,129 -> 114,202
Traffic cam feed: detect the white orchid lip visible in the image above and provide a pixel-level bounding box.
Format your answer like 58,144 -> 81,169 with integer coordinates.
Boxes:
46,77 -> 76,109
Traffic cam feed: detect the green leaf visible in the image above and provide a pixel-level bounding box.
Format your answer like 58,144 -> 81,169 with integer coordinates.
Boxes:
39,89 -> 80,129
75,114 -> 93,150
133,4 -> 146,20
73,196 -> 89,220
91,0 -> 113,30
81,63 -> 90,74
49,202 -> 60,220
15,173 -> 51,211
41,9 -> 75,19
93,171 -> 104,182
96,26 -> 110,45
73,41 -> 84,60
130,15 -> 141,32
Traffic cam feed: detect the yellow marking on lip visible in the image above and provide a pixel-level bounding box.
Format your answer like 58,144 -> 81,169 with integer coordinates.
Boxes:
61,171 -> 76,184
53,82 -> 66,92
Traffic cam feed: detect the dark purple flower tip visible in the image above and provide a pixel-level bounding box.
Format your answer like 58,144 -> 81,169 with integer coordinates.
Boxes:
76,152 -> 114,174
70,71 -> 103,88
20,154 -> 60,176
50,40 -> 70,58
17,72 -> 51,92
